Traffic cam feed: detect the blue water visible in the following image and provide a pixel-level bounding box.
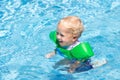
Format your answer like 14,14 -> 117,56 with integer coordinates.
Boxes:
0,0 -> 120,80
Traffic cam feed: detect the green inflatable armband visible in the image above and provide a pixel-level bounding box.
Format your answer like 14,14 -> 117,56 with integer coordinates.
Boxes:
71,42 -> 94,59
49,31 -> 57,42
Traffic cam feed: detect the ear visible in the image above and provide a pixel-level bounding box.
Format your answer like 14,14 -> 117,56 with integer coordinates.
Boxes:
72,36 -> 78,42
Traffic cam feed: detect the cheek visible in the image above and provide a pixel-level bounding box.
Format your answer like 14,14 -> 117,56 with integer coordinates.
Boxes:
63,37 -> 72,42
61,38 -> 66,42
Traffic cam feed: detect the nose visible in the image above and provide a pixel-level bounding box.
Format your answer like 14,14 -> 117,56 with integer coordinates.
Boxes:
57,34 -> 61,40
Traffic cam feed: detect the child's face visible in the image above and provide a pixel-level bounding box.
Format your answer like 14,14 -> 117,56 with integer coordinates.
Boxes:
57,24 -> 77,47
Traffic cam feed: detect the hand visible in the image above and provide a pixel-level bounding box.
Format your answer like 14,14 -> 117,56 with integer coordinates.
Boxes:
45,51 -> 55,58
68,61 -> 80,73
68,68 -> 75,73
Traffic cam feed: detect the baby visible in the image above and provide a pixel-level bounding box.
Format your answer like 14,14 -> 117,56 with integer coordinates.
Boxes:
45,16 -> 106,73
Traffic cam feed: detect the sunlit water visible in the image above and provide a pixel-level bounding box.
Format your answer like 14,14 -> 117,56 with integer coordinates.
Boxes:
0,0 -> 120,80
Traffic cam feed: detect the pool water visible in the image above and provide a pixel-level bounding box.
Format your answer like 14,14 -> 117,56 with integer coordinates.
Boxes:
0,0 -> 120,80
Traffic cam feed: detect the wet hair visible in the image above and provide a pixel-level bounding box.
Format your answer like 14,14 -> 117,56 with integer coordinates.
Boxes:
58,16 -> 84,38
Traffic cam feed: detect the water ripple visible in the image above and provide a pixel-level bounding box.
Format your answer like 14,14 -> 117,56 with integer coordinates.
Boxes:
15,65 -> 44,80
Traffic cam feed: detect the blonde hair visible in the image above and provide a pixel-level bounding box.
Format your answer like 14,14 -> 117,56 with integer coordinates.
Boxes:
58,16 -> 84,38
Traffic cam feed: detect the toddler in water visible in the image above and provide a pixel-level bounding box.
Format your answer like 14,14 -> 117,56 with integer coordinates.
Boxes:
45,16 -> 107,73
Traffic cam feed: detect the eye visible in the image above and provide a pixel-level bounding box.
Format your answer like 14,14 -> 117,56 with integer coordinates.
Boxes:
60,34 -> 64,37
56,32 -> 60,36
57,32 -> 59,35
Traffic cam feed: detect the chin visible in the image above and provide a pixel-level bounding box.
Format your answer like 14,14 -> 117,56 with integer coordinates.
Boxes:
59,44 -> 65,47
59,43 -> 70,47
59,44 -> 64,47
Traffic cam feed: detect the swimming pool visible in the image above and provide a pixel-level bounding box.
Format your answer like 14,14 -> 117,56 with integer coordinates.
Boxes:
0,0 -> 120,80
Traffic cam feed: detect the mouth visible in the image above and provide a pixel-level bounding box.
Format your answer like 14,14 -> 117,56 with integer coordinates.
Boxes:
58,40 -> 63,44
58,40 -> 63,43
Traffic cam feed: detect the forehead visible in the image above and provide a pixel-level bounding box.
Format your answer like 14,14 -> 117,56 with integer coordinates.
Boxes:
57,23 -> 71,33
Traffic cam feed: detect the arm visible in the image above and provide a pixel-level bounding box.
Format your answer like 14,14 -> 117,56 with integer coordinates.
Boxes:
45,31 -> 57,58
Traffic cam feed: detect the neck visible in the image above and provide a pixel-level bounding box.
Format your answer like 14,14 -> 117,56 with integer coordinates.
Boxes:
67,40 -> 80,50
